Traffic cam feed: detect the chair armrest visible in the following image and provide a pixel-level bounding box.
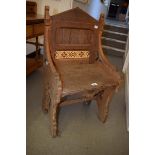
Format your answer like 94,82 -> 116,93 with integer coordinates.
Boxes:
98,14 -> 118,72
44,6 -> 63,103
43,58 -> 62,104
98,30 -> 123,89
98,30 -> 118,72
98,47 -> 117,71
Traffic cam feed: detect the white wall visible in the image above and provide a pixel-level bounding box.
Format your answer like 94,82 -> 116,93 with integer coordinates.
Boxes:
37,0 -> 73,15
123,37 -> 129,131
73,0 -> 111,20
26,0 -> 73,55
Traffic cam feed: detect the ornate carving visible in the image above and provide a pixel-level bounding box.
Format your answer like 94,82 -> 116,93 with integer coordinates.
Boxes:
42,6 -> 122,137
55,51 -> 89,59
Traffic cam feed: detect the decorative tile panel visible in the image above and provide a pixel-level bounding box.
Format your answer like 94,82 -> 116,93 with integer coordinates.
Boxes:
55,51 -> 89,59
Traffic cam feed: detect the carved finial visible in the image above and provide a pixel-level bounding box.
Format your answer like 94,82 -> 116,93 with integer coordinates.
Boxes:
44,6 -> 50,25
45,6 -> 49,18
99,13 -> 104,31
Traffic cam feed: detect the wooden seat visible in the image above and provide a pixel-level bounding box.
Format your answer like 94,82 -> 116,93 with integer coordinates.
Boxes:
42,6 -> 122,137
56,62 -> 119,97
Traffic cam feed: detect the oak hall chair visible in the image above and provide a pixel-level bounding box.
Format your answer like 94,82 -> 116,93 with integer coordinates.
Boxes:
42,6 -> 122,137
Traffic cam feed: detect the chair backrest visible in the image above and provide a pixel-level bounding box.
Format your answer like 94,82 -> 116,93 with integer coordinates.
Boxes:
45,7 -> 102,64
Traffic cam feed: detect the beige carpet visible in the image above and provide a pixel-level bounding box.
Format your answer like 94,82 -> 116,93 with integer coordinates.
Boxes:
26,55 -> 129,155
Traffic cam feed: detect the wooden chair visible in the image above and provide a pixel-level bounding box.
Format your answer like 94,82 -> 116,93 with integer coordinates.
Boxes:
42,6 -> 122,137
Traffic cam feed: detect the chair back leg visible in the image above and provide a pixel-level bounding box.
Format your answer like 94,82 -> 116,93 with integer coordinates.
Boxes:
97,87 -> 115,123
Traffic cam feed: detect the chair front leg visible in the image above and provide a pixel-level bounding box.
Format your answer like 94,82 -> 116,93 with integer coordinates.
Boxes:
50,103 -> 59,137
42,64 -> 52,113
42,82 -> 50,113
97,87 -> 115,123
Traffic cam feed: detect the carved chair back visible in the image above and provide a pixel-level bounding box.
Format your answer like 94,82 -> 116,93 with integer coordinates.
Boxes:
46,8 -> 103,64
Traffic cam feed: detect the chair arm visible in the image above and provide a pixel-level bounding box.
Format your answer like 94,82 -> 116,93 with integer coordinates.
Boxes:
98,50 -> 117,71
98,31 -> 123,89
98,13 -> 118,72
44,19 -> 63,102
44,58 -> 62,104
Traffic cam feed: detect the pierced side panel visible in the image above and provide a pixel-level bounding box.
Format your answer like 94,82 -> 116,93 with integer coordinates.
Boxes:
55,50 -> 90,59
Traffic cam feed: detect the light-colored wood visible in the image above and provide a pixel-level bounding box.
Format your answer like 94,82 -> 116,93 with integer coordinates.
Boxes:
55,51 -> 89,59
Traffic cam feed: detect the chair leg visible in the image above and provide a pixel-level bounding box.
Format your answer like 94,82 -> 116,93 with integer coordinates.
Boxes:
50,104 -> 59,137
42,83 -> 50,113
97,87 -> 115,123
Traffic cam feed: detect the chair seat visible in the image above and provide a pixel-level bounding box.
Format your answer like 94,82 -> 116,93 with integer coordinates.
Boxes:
56,62 -> 119,97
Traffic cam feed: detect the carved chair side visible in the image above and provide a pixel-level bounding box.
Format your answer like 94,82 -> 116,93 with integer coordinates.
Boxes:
98,13 -> 122,90
43,6 -> 63,137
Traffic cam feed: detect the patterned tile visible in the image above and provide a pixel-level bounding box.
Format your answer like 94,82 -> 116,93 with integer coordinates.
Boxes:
55,51 -> 89,59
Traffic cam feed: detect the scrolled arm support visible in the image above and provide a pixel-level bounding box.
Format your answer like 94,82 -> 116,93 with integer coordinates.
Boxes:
44,6 -> 62,104
98,13 -> 117,71
98,13 -> 123,88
